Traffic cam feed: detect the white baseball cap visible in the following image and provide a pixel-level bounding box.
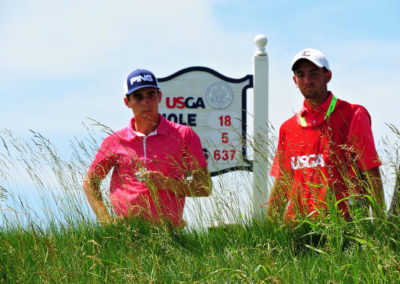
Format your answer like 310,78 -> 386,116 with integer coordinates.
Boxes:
291,48 -> 330,71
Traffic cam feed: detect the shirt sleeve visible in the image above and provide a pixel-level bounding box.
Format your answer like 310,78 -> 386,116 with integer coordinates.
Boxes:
270,126 -> 286,178
347,106 -> 381,170
88,136 -> 118,179
183,127 -> 208,170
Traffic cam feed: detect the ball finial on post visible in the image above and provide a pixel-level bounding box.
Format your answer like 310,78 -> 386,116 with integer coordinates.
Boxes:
254,34 -> 267,56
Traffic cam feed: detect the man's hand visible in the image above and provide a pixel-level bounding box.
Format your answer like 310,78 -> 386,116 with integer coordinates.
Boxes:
83,173 -> 112,223
266,178 -> 288,221
138,167 -> 212,197
362,166 -> 386,219
139,170 -> 167,189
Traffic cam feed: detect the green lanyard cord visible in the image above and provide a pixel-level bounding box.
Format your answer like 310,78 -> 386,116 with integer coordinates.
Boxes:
299,95 -> 337,127
324,95 -> 337,120
299,114 -> 307,127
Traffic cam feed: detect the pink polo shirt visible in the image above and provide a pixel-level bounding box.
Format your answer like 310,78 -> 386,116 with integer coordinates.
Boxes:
88,115 -> 207,226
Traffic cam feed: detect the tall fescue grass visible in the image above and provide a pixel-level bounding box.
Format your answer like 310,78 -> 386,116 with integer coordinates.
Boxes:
1,124 -> 400,283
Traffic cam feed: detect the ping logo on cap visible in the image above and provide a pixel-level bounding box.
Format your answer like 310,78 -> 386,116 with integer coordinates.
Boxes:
125,69 -> 159,95
130,74 -> 154,84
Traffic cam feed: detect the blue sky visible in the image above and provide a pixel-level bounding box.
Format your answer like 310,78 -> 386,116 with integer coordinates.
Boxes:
1,0 -> 400,223
214,1 -> 399,40
1,0 -> 399,139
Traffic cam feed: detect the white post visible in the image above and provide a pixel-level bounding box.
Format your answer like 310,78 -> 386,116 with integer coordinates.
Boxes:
252,34 -> 269,220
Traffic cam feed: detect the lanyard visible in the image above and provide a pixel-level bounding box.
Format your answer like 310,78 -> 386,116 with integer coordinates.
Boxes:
299,95 -> 337,127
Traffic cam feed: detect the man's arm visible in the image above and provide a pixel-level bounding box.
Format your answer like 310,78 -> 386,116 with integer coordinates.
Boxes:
389,167 -> 400,216
265,177 -> 288,220
83,173 -> 112,223
140,166 -> 212,197
346,107 -> 385,217
362,166 -> 386,218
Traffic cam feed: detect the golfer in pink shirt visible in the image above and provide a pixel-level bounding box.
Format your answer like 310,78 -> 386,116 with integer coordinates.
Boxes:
83,69 -> 212,226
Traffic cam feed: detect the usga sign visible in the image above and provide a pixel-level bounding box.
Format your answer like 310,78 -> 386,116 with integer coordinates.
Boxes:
166,97 -> 206,109
158,66 -> 253,176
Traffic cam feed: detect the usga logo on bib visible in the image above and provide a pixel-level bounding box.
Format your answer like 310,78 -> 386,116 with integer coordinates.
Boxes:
291,154 -> 325,170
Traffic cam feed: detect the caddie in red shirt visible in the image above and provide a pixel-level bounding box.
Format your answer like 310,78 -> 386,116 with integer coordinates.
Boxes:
266,48 -> 385,221
83,69 -> 212,227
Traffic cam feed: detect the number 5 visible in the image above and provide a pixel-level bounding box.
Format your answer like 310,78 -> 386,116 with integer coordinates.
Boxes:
221,132 -> 228,143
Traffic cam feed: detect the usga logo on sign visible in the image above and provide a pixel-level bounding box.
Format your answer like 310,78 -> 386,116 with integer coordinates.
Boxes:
130,75 -> 153,84
166,97 -> 206,109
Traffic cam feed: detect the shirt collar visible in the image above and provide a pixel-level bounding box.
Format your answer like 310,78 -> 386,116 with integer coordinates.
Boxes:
128,114 -> 168,139
300,92 -> 333,115
133,129 -> 157,137
155,115 -> 169,136
297,92 -> 334,127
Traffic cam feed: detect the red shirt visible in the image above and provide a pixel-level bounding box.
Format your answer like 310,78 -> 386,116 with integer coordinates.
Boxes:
88,115 -> 207,226
270,93 -> 381,219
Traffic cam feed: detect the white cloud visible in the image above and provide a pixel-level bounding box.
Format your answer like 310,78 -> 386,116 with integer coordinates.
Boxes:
0,0 -> 259,133
0,0 -> 226,76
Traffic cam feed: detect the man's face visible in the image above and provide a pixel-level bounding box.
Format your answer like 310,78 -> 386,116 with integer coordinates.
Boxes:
293,60 -> 332,101
124,87 -> 161,119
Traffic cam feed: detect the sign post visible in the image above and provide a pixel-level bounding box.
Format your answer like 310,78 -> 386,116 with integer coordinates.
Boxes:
252,34 -> 269,219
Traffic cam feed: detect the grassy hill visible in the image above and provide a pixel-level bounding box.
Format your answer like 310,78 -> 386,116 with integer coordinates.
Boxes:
1,126 -> 400,282
1,215 -> 400,283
